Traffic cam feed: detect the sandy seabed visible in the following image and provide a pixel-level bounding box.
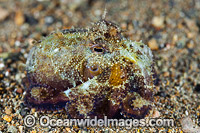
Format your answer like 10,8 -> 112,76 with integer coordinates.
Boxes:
0,0 -> 200,132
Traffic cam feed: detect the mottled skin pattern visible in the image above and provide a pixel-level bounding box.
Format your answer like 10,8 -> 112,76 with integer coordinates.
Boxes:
23,19 -> 155,119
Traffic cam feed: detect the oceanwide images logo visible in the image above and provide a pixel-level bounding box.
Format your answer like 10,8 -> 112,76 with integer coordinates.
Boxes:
24,115 -> 174,129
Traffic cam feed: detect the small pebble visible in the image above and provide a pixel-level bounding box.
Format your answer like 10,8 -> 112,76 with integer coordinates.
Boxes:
45,16 -> 54,26
187,41 -> 194,49
31,108 -> 36,114
0,63 -> 5,69
180,117 -> 200,132
152,16 -> 165,29
185,110 -> 188,116
14,41 -> 21,47
18,126 -> 24,133
148,38 -> 159,50
0,74 -> 3,78
5,107 -> 12,115
15,10 -> 25,26
120,22 -> 127,30
0,7 -> 9,22
5,71 -> 10,77
163,72 -> 169,77
30,130 -> 37,133
187,32 -> 195,39
152,110 -> 160,118
16,88 -> 23,94
7,125 -> 17,133
66,128 -> 71,132
20,108 -> 29,117
185,19 -> 199,31
3,115 -> 12,122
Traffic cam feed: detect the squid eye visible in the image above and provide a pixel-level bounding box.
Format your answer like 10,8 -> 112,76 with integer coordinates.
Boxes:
89,65 -> 99,72
91,45 -> 104,54
83,64 -> 102,81
87,64 -> 101,78
93,47 -> 103,53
